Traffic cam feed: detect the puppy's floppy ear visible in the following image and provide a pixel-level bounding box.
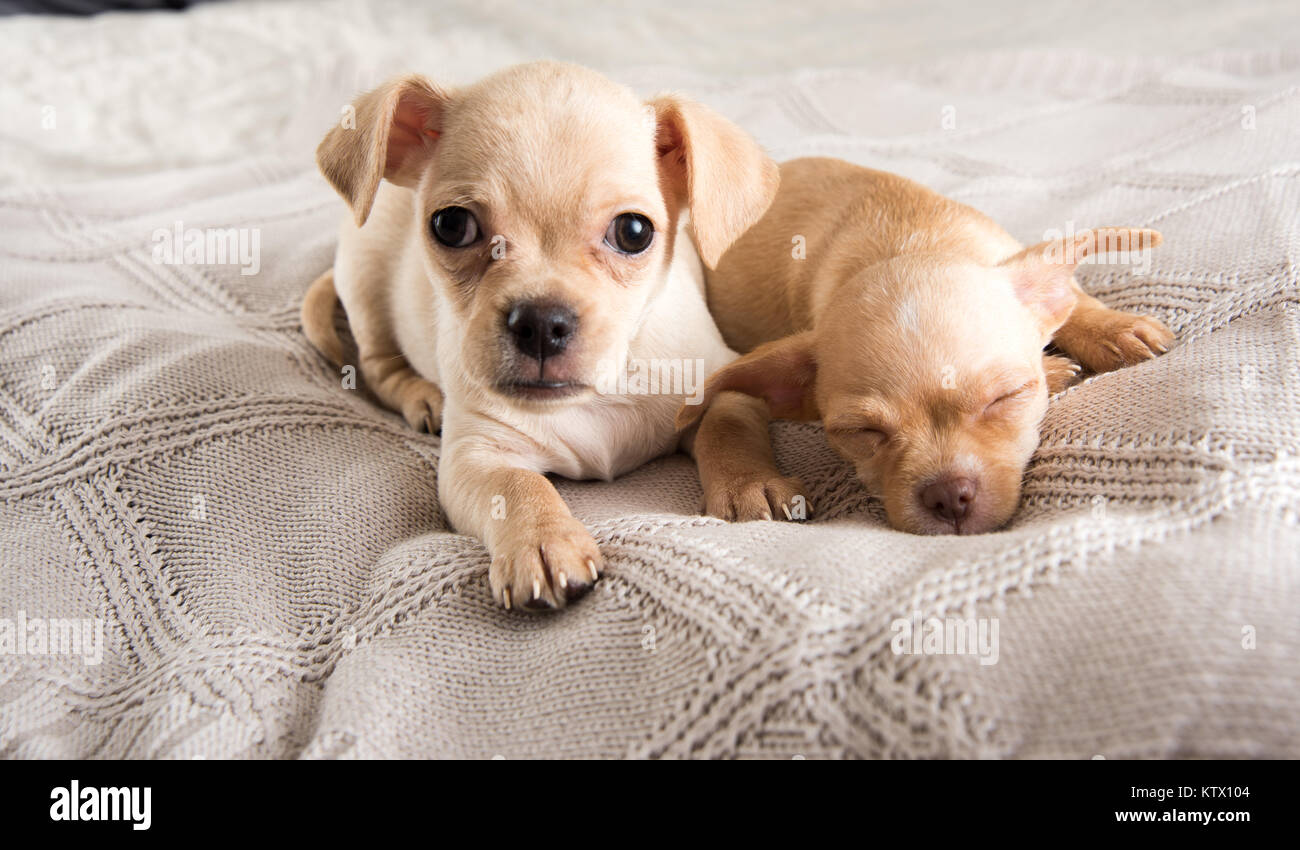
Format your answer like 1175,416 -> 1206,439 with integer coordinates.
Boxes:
1000,227 -> 1162,337
676,332 -> 818,431
317,75 -> 451,227
650,94 -> 780,269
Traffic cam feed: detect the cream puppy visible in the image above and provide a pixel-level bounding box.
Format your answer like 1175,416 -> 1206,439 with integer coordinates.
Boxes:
679,157 -> 1174,535
302,62 -> 778,608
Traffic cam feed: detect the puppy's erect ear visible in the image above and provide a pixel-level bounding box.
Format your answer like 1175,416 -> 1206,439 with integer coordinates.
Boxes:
1000,227 -> 1162,337
317,75 -> 451,227
676,332 -> 818,431
650,94 -> 780,269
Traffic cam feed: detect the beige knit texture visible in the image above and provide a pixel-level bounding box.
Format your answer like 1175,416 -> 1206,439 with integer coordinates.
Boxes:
2,38 -> 1299,757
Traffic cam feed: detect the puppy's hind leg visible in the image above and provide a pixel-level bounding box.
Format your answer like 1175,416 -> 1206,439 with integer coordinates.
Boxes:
301,269 -> 347,366
361,350 -> 445,434
302,268 -> 444,433
1052,282 -> 1173,374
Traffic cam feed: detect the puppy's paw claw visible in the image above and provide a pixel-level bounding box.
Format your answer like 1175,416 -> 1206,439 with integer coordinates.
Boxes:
397,379 -> 444,434
1068,311 -> 1174,373
704,474 -> 811,523
489,519 -> 603,611
1043,354 -> 1082,394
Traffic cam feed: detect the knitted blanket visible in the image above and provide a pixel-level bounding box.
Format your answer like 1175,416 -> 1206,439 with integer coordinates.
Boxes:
2,3 -> 1298,758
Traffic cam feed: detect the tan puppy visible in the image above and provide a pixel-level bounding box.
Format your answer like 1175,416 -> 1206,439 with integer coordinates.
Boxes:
302,62 -> 779,608
678,157 -> 1174,535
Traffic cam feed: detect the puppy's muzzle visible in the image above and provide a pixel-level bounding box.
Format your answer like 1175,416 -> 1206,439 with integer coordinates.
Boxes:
506,300 -> 577,360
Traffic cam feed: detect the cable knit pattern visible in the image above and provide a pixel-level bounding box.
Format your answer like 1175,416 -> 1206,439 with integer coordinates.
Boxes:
1,3 -> 1298,758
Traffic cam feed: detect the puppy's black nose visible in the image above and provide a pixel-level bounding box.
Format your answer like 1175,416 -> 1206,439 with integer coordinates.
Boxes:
506,301 -> 577,360
921,477 -> 976,524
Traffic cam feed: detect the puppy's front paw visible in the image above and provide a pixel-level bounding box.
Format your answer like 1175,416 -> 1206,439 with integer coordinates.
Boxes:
704,473 -> 811,522
396,378 -> 444,433
1043,354 -> 1082,394
1067,310 -> 1173,373
489,517 -> 603,611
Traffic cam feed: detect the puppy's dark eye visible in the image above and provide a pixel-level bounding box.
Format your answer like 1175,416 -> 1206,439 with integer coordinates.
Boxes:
431,207 -> 480,248
604,213 -> 654,254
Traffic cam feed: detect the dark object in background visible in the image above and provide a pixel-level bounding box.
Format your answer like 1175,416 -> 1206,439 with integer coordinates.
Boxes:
0,0 -> 215,14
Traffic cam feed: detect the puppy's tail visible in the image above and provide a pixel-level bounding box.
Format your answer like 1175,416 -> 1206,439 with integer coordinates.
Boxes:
301,269 -> 346,366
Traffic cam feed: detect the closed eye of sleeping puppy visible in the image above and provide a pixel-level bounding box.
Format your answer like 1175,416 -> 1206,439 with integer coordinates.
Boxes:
677,156 -> 1174,535
302,62 -> 779,609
